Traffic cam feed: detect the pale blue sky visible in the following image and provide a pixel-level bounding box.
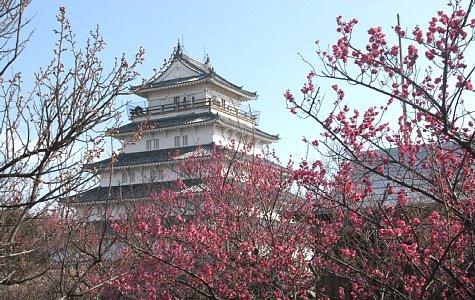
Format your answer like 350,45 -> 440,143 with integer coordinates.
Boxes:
17,0 -> 443,161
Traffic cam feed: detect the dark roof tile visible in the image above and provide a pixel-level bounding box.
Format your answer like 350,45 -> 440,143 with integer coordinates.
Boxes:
111,112 -> 218,135
85,144 -> 214,170
66,179 -> 201,203
111,112 -> 278,141
141,74 -> 209,90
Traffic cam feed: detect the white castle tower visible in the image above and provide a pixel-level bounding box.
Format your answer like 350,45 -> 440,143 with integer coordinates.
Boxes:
70,43 -> 278,211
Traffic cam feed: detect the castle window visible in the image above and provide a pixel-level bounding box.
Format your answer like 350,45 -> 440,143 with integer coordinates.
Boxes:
173,96 -> 179,104
129,172 -> 135,183
174,136 -> 181,147
150,169 -> 164,180
146,139 -> 152,150
157,169 -> 164,179
153,138 -> 160,150
121,172 -> 128,183
182,135 -> 189,146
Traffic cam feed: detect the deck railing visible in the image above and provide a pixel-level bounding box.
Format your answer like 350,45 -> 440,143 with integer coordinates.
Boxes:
128,97 -> 260,125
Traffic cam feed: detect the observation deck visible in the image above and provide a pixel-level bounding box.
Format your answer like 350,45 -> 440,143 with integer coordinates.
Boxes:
127,96 -> 260,126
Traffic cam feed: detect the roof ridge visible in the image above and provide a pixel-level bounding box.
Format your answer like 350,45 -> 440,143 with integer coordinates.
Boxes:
151,73 -> 209,85
180,53 -> 211,74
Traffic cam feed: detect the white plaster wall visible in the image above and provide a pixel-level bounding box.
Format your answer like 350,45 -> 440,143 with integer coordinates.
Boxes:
159,60 -> 199,82
99,165 -> 180,187
146,80 -> 250,105
123,126 -> 214,154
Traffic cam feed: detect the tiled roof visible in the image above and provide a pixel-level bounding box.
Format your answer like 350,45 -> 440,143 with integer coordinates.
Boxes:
210,73 -> 257,98
217,115 -> 279,141
179,53 -> 212,74
84,144 -> 215,170
141,74 -> 209,89
111,112 -> 218,135
131,54 -> 257,98
110,112 -> 279,141
66,179 -> 202,204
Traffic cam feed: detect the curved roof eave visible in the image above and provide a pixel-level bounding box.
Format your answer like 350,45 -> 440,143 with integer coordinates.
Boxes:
112,116 -> 279,142
131,76 -> 256,100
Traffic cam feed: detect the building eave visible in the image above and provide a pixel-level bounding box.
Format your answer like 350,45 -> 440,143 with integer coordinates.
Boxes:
83,144 -> 215,171
110,119 -> 217,138
85,155 -> 212,172
64,179 -> 204,205
215,119 -> 279,143
131,77 -> 256,101
130,75 -> 208,98
113,120 -> 278,143
208,77 -> 257,100
67,190 -> 205,206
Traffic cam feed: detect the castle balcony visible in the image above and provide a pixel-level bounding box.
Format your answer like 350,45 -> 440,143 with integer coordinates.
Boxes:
127,96 -> 260,126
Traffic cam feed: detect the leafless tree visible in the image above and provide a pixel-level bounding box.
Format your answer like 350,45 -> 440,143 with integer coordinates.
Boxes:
0,0 -> 32,77
0,2 -> 144,296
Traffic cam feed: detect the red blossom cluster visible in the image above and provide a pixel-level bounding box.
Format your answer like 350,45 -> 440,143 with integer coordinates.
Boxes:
100,149 -> 315,299
287,0 -> 475,298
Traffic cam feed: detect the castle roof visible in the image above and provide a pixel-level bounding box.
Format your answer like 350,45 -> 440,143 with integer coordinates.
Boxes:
84,144 -> 215,170
65,179 -> 202,204
110,112 -> 279,142
111,112 -> 218,135
130,43 -> 257,100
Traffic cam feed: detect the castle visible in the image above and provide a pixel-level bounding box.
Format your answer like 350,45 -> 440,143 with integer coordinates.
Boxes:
70,43 -> 278,217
